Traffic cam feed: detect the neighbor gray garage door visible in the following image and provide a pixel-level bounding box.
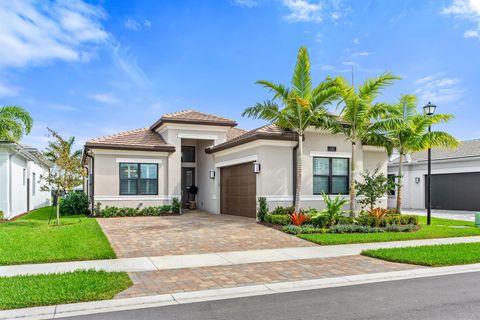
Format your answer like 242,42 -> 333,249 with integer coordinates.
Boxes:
426,172 -> 480,211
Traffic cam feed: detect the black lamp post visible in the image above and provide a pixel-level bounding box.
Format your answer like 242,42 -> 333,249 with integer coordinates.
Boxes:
423,102 -> 436,225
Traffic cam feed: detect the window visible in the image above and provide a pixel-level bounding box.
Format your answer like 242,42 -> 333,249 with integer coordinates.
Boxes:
181,146 -> 195,162
313,157 -> 349,194
119,163 -> 158,195
32,173 -> 36,196
387,174 -> 396,196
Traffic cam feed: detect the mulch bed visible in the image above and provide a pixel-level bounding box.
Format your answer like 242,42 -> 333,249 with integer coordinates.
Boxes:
258,221 -> 284,231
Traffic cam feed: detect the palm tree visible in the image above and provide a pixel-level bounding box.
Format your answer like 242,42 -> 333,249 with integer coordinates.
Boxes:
375,95 -> 459,213
334,73 -> 400,215
0,105 -> 33,142
242,47 -> 340,211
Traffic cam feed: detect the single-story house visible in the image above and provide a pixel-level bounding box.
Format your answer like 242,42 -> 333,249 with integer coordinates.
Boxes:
387,139 -> 480,211
0,142 -> 51,219
83,110 -> 388,218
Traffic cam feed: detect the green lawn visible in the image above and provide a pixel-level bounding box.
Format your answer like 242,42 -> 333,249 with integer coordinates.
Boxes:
0,270 -> 132,310
298,216 -> 480,245
362,242 -> 480,267
0,207 -> 116,265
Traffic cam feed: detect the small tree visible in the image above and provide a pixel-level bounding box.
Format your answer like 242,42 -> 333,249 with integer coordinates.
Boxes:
355,167 -> 393,211
257,197 -> 268,222
40,128 -> 85,226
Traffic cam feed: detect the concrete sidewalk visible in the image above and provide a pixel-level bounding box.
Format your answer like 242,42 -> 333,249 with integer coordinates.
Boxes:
2,236 -> 480,277
402,209 -> 475,222
4,263 -> 480,320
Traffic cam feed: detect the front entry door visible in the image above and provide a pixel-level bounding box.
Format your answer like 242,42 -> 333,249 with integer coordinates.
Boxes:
181,167 -> 195,208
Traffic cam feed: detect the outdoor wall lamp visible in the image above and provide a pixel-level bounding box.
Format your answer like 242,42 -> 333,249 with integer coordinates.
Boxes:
415,177 -> 420,184
209,170 -> 215,179
253,162 -> 261,174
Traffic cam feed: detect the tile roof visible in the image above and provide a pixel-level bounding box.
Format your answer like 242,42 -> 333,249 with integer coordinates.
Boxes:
226,127 -> 248,141
85,128 -> 175,152
391,139 -> 480,164
150,110 -> 237,130
207,124 -> 296,153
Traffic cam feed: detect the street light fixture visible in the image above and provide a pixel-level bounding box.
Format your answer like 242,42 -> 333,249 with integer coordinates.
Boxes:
423,102 -> 436,225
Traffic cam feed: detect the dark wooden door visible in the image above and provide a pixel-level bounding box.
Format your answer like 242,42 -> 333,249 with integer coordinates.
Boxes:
220,162 -> 256,218
425,172 -> 480,211
181,167 -> 195,208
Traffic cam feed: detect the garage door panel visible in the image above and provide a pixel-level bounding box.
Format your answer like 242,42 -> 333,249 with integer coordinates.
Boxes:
426,172 -> 480,211
221,162 -> 257,218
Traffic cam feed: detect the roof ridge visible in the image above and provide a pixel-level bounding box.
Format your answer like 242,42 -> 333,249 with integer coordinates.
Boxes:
161,109 -> 195,118
88,127 -> 149,142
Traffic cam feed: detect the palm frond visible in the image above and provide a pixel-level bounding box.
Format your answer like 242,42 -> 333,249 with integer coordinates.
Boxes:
291,47 -> 312,99
358,72 -> 400,102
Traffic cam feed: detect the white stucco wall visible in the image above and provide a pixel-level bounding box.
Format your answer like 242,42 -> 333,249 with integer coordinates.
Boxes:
0,145 -> 51,219
388,156 -> 480,209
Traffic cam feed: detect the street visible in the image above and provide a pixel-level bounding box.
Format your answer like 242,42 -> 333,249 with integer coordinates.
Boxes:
65,272 -> 480,320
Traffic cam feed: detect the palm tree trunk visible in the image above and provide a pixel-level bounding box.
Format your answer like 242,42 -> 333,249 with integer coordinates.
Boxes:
294,133 -> 303,212
349,141 -> 356,217
395,152 -> 404,214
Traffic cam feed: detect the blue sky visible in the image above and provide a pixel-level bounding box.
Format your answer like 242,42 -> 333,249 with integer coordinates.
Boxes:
1,0 -> 480,150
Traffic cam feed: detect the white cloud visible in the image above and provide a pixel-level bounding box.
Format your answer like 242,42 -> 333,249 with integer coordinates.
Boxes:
315,33 -> 322,42
282,0 -> 349,23
0,81 -> 19,98
352,38 -> 359,44
351,51 -> 373,57
89,92 -> 119,104
442,0 -> 480,39
413,73 -> 466,104
232,0 -> 259,7
49,104 -> 78,112
124,18 -> 152,30
0,0 -> 108,68
111,44 -> 149,85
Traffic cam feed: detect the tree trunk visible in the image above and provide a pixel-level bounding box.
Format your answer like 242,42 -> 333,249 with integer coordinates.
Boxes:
294,134 -> 303,212
395,152 -> 404,214
56,199 -> 60,226
349,141 -> 356,217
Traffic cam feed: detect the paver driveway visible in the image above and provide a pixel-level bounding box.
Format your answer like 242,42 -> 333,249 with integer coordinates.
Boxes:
97,211 -> 315,258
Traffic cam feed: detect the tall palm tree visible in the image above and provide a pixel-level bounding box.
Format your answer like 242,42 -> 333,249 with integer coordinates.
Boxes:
334,73 -> 400,215
242,47 -> 340,211
375,95 -> 459,213
0,105 -> 33,142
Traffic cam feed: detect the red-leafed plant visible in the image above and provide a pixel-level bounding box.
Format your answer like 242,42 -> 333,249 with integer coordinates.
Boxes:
368,207 -> 388,218
289,211 -> 309,226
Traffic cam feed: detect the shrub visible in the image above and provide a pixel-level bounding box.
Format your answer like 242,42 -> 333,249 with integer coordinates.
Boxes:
310,214 -> 328,228
356,213 -> 419,227
329,224 -> 383,234
384,224 -> 418,232
96,204 -> 177,217
270,205 -> 295,215
257,197 -> 268,222
265,214 -> 292,225
59,192 -> 89,216
400,215 -> 419,225
290,211 -> 309,226
171,197 -> 181,214
282,225 -> 303,235
0,210 -> 4,220
356,167 -> 393,211
299,225 -> 326,234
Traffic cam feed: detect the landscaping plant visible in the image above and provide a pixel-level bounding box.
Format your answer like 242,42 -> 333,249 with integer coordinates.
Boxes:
310,194 -> 349,227
289,211 -> 309,226
265,214 -> 292,225
0,105 -> 33,142
355,167 -> 393,211
375,94 -> 458,213
368,207 -> 388,219
243,47 -> 341,212
171,197 -> 181,214
257,197 -> 268,222
59,192 -> 89,216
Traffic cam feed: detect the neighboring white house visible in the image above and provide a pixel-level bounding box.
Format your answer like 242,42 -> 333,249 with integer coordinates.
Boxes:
83,110 -> 389,218
387,139 -> 480,211
0,142 -> 51,220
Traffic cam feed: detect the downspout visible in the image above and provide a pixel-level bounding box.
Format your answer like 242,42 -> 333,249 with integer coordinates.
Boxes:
8,147 -> 21,219
85,153 -> 94,215
83,166 -> 89,198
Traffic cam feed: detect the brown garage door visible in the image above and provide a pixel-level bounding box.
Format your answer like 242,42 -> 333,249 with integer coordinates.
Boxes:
221,162 -> 257,218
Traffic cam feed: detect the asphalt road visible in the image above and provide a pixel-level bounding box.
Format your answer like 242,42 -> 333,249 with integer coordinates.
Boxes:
66,272 -> 480,320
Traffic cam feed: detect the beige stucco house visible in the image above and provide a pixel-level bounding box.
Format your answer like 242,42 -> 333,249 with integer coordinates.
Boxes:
83,110 -> 388,218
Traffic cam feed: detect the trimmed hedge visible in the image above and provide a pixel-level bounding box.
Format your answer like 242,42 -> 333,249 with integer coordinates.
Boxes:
356,214 -> 419,227
265,214 -> 292,225
96,198 -> 181,217
60,192 -> 89,216
329,224 -> 418,234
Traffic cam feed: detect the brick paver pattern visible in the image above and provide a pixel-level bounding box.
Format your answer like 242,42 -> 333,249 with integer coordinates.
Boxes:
97,212 -> 315,258
115,255 -> 416,299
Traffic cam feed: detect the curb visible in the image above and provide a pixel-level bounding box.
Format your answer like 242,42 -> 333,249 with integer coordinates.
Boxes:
3,263 -> 480,319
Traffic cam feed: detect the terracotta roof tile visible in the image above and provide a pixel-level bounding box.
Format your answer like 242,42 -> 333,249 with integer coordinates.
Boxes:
226,127 -> 248,141
150,110 -> 237,130
85,128 -> 175,152
207,124 -> 296,153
